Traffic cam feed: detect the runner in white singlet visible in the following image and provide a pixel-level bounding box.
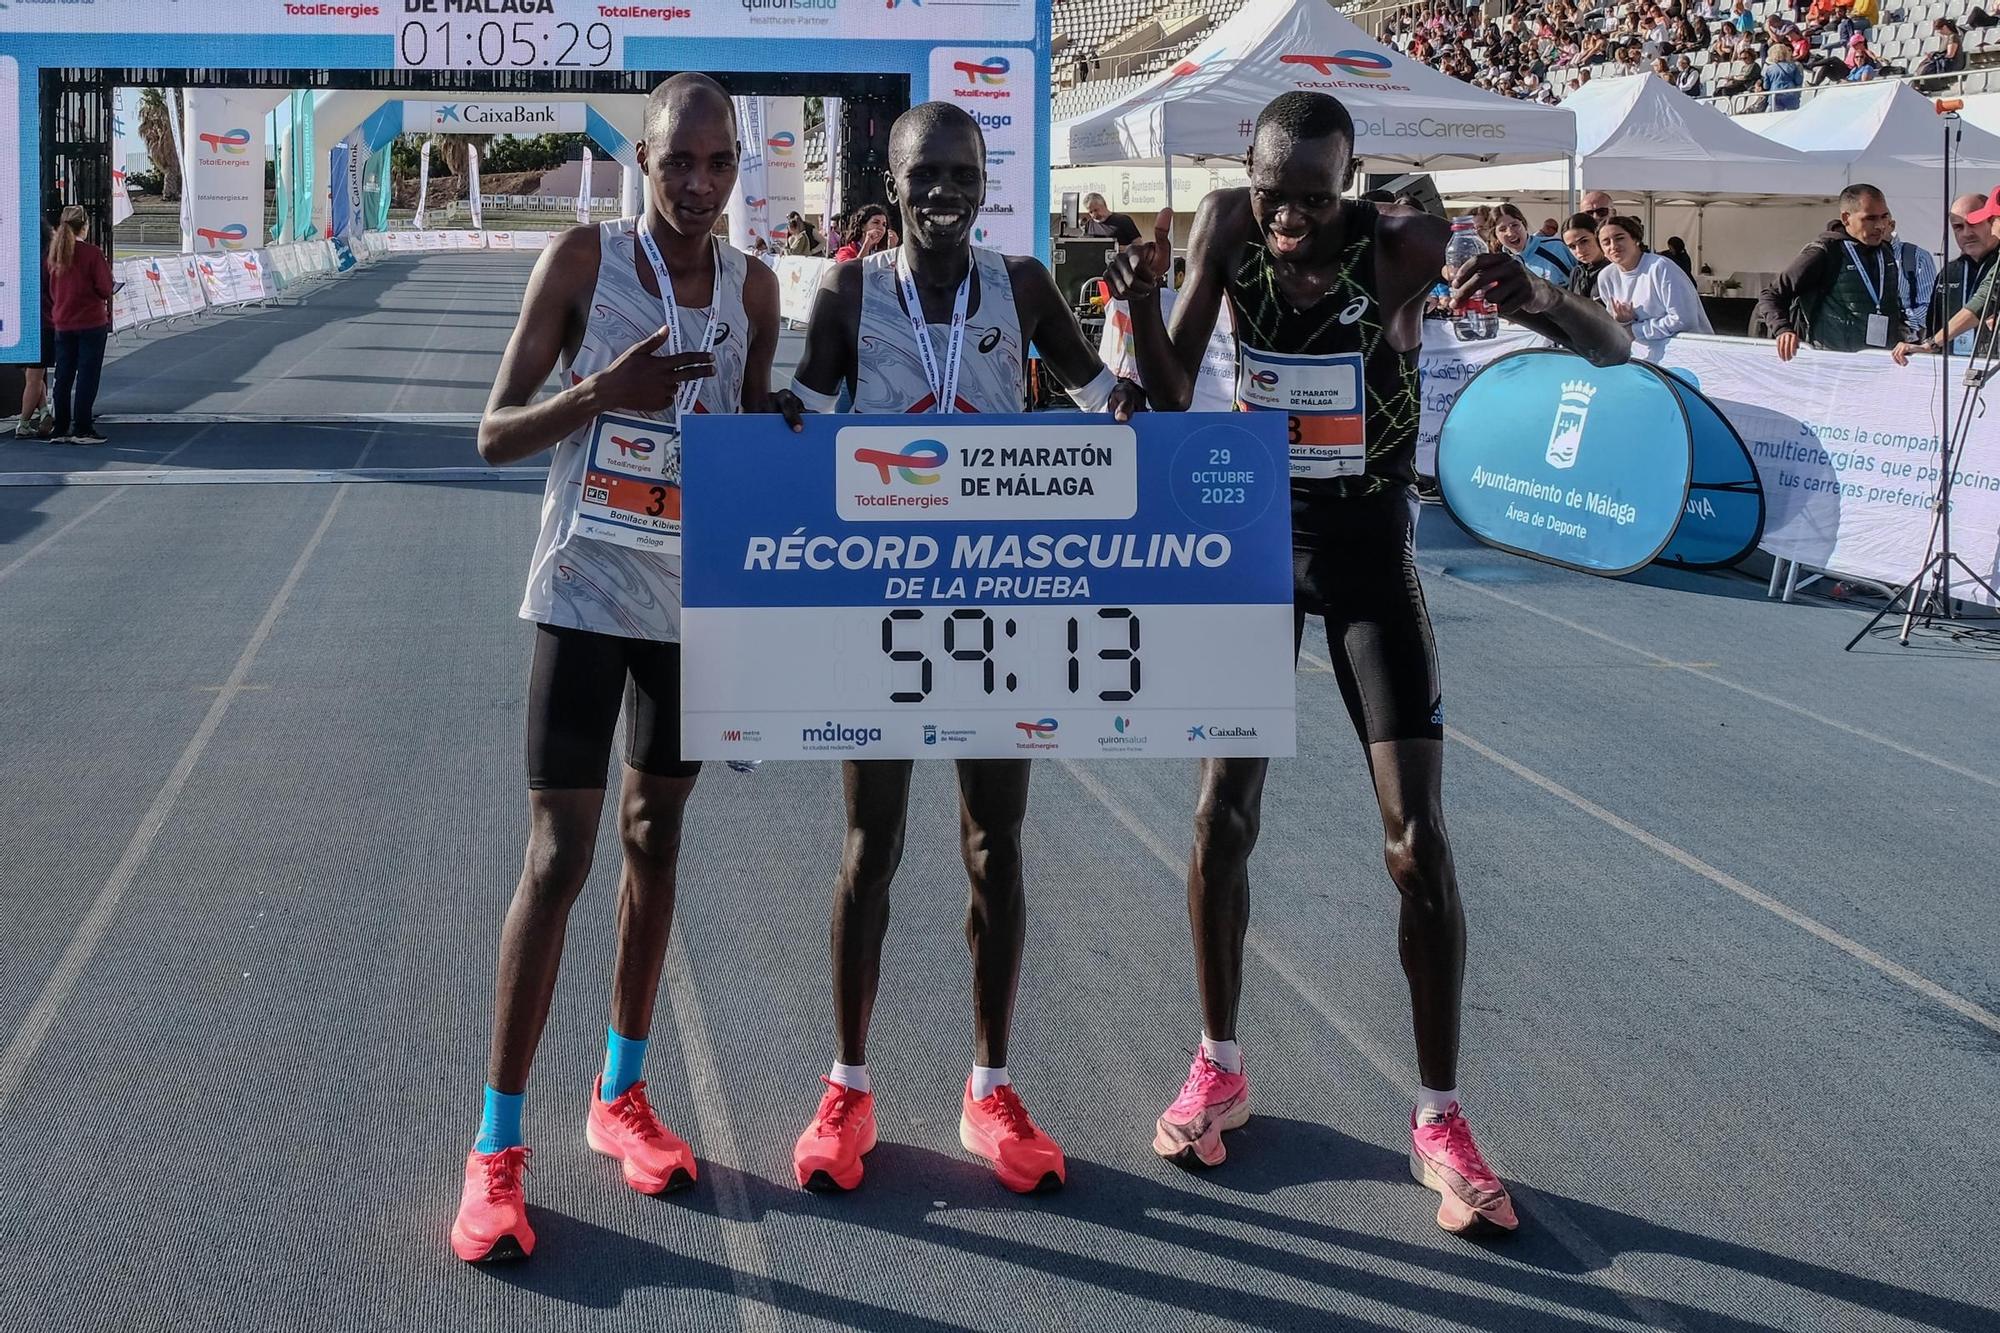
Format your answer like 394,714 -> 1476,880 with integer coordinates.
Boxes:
776,101 -> 1142,1199
449,75 -> 781,1267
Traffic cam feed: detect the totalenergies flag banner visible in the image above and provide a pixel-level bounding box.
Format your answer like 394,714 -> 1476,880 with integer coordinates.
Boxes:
762,99 -> 806,244
727,97 -> 771,254
184,90 -> 267,252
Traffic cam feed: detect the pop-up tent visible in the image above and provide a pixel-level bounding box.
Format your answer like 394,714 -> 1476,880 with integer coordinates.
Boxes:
1757,81 -> 2000,250
1431,74 -> 1837,201
1056,0 -> 1576,173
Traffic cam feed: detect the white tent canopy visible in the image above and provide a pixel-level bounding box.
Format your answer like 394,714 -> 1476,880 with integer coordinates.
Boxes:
1429,74 -> 1837,201
1055,0 -> 1576,171
1756,81 -> 2000,255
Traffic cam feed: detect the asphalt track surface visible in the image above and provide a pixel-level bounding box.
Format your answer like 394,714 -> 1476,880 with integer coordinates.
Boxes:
3,255 -> 1997,1333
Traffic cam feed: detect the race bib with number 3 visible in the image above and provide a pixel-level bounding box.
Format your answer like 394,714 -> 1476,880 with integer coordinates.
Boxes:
1234,346 -> 1367,479
575,411 -> 683,553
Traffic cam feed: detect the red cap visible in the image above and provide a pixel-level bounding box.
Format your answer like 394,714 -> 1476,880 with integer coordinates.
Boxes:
1969,187 -> 2000,225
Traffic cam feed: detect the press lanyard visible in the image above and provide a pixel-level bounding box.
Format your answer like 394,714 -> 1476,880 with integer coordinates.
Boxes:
636,225 -> 722,418
1843,241 -> 1888,314
897,251 -> 972,415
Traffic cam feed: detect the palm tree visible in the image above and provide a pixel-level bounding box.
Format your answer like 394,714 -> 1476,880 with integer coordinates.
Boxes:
436,134 -> 495,201
137,87 -> 180,200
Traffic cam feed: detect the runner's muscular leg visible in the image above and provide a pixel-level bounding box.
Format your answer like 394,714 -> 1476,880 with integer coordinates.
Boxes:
955,759 -> 1033,1069
1187,757 -> 1269,1043
832,759 -> 914,1065
487,788 -> 609,1093
1364,738 -> 1464,1092
607,767 -> 700,1041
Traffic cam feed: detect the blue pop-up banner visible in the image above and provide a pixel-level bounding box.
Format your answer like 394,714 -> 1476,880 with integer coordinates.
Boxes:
1437,350 -> 1764,576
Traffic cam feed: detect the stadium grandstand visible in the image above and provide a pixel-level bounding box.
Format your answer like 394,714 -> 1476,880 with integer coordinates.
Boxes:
1050,0 -> 2000,121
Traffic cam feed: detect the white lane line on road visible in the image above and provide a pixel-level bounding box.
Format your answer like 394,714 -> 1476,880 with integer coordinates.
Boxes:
1444,722 -> 2000,1039
0,429 -> 212,584
1053,758 -> 1690,1333
1417,563 -> 2000,792
661,932 -> 780,1333
0,453 -> 366,1117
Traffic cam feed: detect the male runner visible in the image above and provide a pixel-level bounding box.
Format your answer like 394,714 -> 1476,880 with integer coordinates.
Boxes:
1107,91 -> 1629,1233
449,74 -> 781,1264
775,101 -> 1139,1195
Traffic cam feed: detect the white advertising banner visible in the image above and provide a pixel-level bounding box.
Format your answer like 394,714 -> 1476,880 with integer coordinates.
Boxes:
577,148 -> 593,226
774,256 -> 830,324
728,97 -> 771,254
184,90 -> 267,252
928,48 -> 1036,256
513,231 -> 554,251
414,140 -> 433,230
1415,328 -> 2000,603
1099,294 -> 1240,413
762,99 -> 806,244
466,145 -> 484,232
822,97 -> 843,226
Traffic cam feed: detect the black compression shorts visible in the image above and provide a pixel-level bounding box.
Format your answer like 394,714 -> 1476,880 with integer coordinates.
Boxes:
1291,486 -> 1444,744
525,624 -> 703,789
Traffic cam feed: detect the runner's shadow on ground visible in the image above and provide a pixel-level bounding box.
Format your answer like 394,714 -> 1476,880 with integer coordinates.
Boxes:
691,1124 -> 1995,1333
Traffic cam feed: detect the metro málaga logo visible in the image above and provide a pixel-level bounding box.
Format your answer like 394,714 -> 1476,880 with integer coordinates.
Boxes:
1281,51 -> 1393,78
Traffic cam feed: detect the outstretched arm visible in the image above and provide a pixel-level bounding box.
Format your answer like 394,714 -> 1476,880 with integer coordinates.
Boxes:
772,262 -> 861,430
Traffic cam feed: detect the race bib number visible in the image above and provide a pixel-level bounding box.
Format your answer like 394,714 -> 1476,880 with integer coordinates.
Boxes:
575,411 -> 683,553
1234,347 -> 1366,479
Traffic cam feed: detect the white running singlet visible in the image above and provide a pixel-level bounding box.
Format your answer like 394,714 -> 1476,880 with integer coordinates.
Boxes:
852,247 -> 1025,414
518,219 -> 750,642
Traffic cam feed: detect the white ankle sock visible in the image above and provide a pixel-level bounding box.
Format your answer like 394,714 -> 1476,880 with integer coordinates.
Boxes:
829,1061 -> 870,1093
1200,1035 -> 1243,1074
970,1065 -> 1011,1100
1416,1085 -> 1459,1123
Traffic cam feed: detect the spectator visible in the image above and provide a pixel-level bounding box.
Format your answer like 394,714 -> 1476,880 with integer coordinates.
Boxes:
1803,0 -> 1849,34
44,206 -> 113,446
1563,212 -> 1613,299
15,254 -> 54,440
1492,202 -> 1576,283
1663,236 -> 1695,275
1540,217 -> 1563,237
1840,0 -> 1877,43
1897,187 -> 2000,362
1971,6 -> 1998,29
1890,223 -> 1938,336
1597,214 -> 1714,359
1763,42 -> 1806,109
1731,0 -> 1757,33
1715,39 -> 1764,103
1919,19 -> 1967,79
1082,192 -> 1141,245
832,205 -> 894,262
1922,192 -> 1998,345
783,210 -> 822,256
1845,32 -> 1885,80
1757,183 -> 1910,359
1673,53 -> 1704,94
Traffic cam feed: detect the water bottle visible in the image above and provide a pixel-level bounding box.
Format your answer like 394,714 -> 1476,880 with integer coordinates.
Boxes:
1444,217 -> 1497,341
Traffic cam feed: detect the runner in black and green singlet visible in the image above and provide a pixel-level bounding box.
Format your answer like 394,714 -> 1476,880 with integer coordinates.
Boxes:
1108,91 -> 1630,1235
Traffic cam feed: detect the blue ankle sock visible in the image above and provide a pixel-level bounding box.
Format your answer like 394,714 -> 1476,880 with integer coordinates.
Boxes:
475,1086 -> 524,1154
602,1029 -> 648,1102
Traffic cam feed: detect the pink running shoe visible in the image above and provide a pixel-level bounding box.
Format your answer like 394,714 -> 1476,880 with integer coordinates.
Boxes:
1153,1052 -> 1250,1167
450,1146 -> 535,1263
587,1079 -> 697,1195
1410,1104 -> 1519,1233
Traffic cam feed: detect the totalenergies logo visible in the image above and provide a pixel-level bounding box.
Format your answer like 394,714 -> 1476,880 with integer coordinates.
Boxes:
611,433 -> 660,459
199,128 -> 252,155
1014,718 -> 1058,740
766,132 -> 796,157
1282,51 -> 1393,78
952,57 -> 1010,86
1247,369 -> 1281,390
854,439 -> 948,485
885,0 -> 920,7
196,224 -> 250,248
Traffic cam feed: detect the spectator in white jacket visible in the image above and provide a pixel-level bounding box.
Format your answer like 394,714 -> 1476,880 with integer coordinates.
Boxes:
1596,214 -> 1713,359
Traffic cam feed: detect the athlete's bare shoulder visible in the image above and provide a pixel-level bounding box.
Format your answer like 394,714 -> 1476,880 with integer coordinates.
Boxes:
1373,208 -> 1452,311
1190,188 -> 1256,263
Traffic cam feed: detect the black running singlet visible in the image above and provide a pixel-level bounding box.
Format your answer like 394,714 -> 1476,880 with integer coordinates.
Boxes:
1225,201 -> 1421,500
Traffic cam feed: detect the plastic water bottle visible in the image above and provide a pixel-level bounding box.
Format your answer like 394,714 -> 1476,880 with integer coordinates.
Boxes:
1445,216 -> 1497,341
